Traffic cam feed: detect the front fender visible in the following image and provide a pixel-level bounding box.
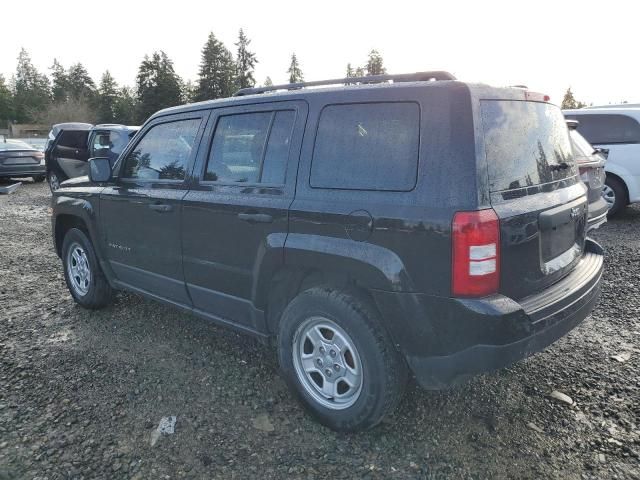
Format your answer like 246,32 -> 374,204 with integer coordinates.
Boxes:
52,189 -> 104,260
604,163 -> 638,202
282,233 -> 414,292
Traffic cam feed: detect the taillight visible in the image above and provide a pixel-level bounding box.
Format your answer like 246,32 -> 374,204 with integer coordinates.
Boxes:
452,209 -> 500,297
524,91 -> 551,102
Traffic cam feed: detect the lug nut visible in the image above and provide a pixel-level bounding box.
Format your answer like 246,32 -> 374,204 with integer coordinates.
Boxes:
330,350 -> 337,357
334,364 -> 340,371
319,346 -> 325,354
325,369 -> 332,377
316,358 -> 323,366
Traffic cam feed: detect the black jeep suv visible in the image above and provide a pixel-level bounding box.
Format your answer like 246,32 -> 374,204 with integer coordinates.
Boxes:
51,72 -> 604,431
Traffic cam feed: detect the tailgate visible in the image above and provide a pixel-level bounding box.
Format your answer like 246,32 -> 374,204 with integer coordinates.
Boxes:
480,99 -> 587,300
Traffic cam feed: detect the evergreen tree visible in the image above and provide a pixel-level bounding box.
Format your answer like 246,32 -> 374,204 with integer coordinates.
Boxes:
136,51 -> 183,122
113,86 -> 138,125
182,80 -> 196,104
354,66 -> 365,78
365,49 -> 386,76
50,59 -> 68,103
0,75 -> 13,127
263,76 -> 273,87
287,53 -> 304,83
345,63 -> 354,78
561,87 -> 587,109
13,48 -> 51,123
235,28 -> 257,89
97,71 -> 118,123
195,33 -> 236,101
66,63 -> 96,101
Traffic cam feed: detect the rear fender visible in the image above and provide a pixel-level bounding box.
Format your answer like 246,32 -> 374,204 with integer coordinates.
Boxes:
282,234 -> 414,292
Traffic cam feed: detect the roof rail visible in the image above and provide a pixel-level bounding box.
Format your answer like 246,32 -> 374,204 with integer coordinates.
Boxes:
234,71 -> 456,96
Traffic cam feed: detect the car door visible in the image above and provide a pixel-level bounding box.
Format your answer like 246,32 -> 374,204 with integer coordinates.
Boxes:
100,111 -> 209,305
182,101 -> 307,332
52,129 -> 91,178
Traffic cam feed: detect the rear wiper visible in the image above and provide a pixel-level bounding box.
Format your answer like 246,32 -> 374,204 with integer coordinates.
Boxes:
551,162 -> 571,171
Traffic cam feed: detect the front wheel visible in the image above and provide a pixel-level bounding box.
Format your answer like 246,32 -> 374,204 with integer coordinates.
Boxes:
278,287 -> 407,431
62,228 -> 112,309
603,175 -> 627,217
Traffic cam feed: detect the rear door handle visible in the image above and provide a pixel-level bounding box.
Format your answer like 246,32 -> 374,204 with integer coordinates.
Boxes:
149,203 -> 173,213
237,212 -> 273,224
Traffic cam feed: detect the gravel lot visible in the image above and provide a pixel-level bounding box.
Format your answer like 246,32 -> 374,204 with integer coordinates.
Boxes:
1,180 -> 639,480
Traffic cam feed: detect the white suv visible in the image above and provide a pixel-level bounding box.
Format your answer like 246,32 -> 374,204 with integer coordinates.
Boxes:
563,107 -> 640,216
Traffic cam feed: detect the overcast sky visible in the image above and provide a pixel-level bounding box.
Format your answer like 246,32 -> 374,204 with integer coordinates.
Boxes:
2,0 -> 637,106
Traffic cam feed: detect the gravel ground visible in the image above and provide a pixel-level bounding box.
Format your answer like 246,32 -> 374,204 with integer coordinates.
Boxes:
1,180 -> 639,480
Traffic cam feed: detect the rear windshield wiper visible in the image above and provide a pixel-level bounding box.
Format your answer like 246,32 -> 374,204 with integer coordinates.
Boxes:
550,162 -> 571,171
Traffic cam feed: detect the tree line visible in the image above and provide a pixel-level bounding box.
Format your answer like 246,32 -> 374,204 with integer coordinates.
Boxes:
0,30 -> 387,128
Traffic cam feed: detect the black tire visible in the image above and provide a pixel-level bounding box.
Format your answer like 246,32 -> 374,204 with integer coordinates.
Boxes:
604,175 -> 627,217
278,286 -> 407,431
61,228 -> 112,309
48,168 -> 65,193
32,175 -> 46,183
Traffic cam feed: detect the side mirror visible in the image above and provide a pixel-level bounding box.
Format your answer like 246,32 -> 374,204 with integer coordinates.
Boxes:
88,157 -> 112,183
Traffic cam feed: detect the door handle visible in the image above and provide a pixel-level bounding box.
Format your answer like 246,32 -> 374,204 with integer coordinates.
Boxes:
149,203 -> 173,213
237,212 -> 273,224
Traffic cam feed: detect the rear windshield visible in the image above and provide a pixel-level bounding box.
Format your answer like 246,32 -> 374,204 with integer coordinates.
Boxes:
569,129 -> 595,158
481,101 -> 575,192
0,140 -> 33,151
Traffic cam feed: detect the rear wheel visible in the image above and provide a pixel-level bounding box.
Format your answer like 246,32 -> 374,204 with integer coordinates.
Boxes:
62,228 -> 112,309
278,287 -> 407,431
48,169 -> 64,192
603,175 -> 627,217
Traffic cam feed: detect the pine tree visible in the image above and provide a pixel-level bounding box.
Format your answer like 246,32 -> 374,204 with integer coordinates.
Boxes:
97,71 -> 118,123
263,76 -> 273,87
287,53 -> 304,83
113,86 -> 138,125
195,33 -> 236,102
235,28 -> 257,89
182,80 -> 196,104
136,51 -> 184,122
0,75 -> 13,126
345,63 -> 354,78
50,59 -> 68,103
13,48 -> 51,123
365,49 -> 386,76
561,87 -> 587,109
66,63 -> 96,101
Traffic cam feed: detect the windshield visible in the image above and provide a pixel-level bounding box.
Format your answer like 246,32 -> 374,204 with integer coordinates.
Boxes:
481,100 -> 576,192
0,139 -> 34,151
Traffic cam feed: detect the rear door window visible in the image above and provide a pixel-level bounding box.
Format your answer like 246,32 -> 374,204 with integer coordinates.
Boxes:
204,110 -> 296,184
566,114 -> 640,145
310,102 -> 420,191
481,100 -> 575,192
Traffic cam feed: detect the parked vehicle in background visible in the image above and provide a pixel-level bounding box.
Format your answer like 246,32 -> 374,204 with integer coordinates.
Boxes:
0,138 -> 46,182
13,138 -> 47,152
566,120 -> 608,230
52,72 -> 603,431
45,123 -> 139,191
563,108 -> 640,216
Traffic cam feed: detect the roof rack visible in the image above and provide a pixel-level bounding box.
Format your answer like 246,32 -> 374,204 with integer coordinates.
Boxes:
234,70 -> 456,96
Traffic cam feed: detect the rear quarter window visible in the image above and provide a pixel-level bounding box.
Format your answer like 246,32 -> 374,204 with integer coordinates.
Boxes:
310,102 -> 420,191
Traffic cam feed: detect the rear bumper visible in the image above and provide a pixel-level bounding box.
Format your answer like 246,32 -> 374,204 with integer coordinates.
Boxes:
587,197 -> 608,231
0,164 -> 46,177
372,239 -> 604,389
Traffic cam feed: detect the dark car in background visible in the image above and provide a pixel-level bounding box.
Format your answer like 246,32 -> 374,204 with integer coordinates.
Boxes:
46,123 -> 138,191
0,138 -> 46,182
567,120 -> 608,230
